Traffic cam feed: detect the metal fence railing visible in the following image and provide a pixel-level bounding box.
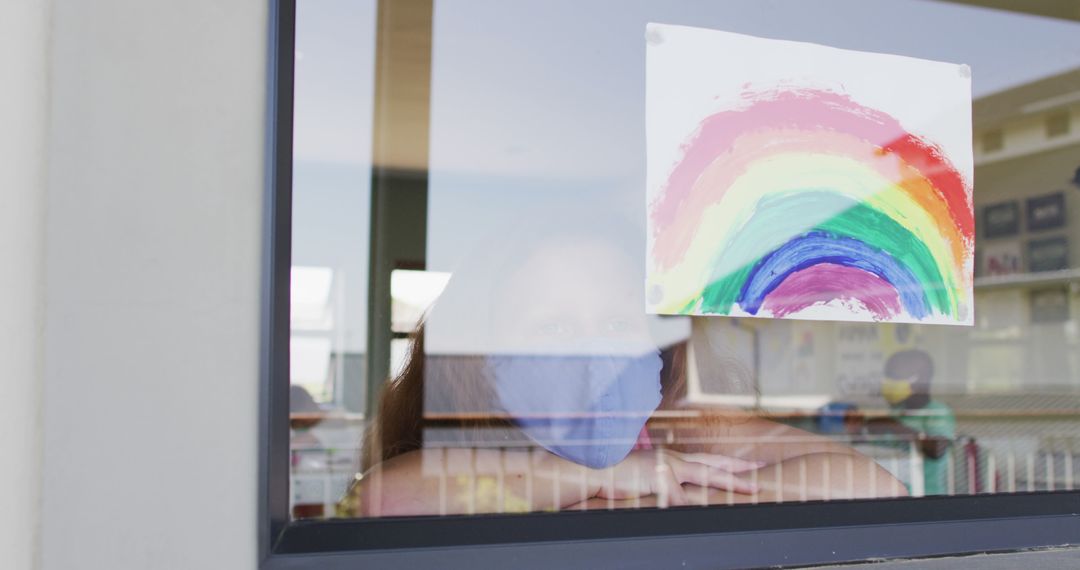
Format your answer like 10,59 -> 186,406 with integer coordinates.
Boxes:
287,430 -> 1080,518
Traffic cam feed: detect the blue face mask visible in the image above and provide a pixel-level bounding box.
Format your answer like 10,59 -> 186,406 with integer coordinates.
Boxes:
486,350 -> 663,469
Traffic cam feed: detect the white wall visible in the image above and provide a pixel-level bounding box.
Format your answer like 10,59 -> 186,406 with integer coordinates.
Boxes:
0,2 -> 50,569
39,1 -> 267,568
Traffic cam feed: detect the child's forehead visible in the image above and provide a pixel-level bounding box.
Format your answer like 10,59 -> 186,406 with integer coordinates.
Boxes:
499,242 -> 639,297
517,239 -> 634,272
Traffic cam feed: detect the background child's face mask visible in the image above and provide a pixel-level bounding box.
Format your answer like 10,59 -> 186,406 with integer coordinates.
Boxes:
487,348 -> 663,469
880,378 -> 914,405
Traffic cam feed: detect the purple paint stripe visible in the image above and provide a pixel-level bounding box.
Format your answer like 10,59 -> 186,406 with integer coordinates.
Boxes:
760,263 -> 902,319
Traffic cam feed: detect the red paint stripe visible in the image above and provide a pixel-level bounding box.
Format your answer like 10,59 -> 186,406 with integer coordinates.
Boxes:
652,89 -> 973,241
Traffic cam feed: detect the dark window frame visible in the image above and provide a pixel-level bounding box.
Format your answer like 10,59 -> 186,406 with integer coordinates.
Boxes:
258,1 -> 1080,567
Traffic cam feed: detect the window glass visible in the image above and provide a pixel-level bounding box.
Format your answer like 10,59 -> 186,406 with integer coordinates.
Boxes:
289,0 -> 377,518
291,0 -> 1080,519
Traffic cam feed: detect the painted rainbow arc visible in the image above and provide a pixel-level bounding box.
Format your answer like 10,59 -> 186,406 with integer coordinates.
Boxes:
648,88 -> 974,322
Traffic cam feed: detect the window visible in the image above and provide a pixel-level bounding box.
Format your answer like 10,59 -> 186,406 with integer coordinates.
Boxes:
1046,110 -> 1071,138
262,1 -> 1080,567
981,129 -> 1004,153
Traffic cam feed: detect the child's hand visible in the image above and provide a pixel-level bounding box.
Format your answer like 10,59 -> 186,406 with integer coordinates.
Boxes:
589,449 -> 763,506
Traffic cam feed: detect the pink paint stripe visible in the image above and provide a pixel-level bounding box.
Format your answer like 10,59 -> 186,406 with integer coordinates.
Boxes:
650,89 -> 972,248
650,128 -> 963,270
760,263 -> 902,319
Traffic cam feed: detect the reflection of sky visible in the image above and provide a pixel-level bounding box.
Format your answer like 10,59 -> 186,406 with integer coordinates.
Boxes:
292,0 -> 376,350
427,0 -> 1080,271
294,0 -> 376,165
292,0 -> 1080,344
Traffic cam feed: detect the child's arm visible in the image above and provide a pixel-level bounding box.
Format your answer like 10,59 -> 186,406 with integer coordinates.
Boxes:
570,452 -> 908,510
342,447 -> 763,517
703,416 -> 863,465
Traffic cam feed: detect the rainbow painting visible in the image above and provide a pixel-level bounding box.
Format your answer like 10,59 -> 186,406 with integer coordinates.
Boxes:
645,24 -> 974,325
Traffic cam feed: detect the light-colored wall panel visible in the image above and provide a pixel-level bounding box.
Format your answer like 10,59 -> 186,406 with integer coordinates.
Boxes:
41,2 -> 267,568
0,1 -> 51,569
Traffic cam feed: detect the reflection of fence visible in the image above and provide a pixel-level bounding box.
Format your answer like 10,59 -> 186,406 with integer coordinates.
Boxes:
288,413 -> 366,518
761,434 -> 1080,497
290,444 -> 361,519
288,430 -> 1080,519
851,434 -> 1078,497
956,436 -> 1080,495
860,434 -> 1080,497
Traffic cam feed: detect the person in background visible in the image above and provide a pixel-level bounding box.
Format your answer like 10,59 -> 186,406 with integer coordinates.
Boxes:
849,349 -> 956,496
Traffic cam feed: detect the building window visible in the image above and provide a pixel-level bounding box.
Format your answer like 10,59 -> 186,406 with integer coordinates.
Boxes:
1046,110 -> 1071,138
981,129 -> 1004,152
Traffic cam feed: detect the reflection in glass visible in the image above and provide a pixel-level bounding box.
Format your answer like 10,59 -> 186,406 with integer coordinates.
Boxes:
342,217 -> 908,516
289,0 -> 1080,520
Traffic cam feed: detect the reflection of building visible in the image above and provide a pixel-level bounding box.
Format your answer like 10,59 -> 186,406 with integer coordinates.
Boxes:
970,67 -> 1080,394
974,67 -> 1080,279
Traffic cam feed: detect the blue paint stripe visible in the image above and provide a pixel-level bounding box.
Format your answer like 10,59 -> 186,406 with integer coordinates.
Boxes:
736,231 -> 930,318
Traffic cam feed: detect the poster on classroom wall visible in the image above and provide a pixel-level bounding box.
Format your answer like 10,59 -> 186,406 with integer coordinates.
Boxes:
981,242 -> 1023,277
645,23 -> 975,326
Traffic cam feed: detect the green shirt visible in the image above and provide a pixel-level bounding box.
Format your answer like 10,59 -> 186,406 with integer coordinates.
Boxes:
893,400 -> 956,496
